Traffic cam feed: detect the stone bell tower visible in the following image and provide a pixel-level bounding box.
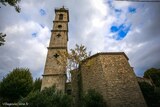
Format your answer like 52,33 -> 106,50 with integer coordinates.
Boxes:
41,7 -> 69,92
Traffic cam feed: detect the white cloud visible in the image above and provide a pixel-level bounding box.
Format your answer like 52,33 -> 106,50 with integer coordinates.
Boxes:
0,21 -> 49,79
0,0 -> 160,79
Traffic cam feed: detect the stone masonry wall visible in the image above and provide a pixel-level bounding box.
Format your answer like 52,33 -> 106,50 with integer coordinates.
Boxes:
71,70 -> 80,107
41,75 -> 66,91
80,53 -> 147,107
81,55 -> 105,95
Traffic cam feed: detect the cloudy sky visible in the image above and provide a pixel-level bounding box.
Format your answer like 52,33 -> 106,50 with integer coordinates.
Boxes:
0,0 -> 160,79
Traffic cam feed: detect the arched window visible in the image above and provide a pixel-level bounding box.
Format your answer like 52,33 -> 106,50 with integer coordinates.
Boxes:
58,25 -> 62,29
59,14 -> 63,20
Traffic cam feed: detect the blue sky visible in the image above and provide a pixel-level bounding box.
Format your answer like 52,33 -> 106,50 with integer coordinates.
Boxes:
39,9 -> 46,16
128,7 -> 136,13
0,0 -> 160,79
110,24 -> 131,40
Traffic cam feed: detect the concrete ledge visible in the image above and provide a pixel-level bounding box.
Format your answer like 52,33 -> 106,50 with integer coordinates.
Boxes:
47,47 -> 67,49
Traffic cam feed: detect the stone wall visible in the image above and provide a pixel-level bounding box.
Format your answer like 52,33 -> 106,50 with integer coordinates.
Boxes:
55,11 -> 69,22
80,52 -> 147,107
71,69 -> 80,107
41,75 -> 66,91
50,32 -> 68,47
43,49 -> 67,74
53,22 -> 68,31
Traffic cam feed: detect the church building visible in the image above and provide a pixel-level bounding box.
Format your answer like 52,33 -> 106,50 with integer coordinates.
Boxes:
41,7 -> 147,107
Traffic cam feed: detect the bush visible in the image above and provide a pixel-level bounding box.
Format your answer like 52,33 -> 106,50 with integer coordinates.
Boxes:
139,82 -> 160,107
144,68 -> 160,87
82,89 -> 106,107
32,78 -> 42,92
20,86 -> 72,107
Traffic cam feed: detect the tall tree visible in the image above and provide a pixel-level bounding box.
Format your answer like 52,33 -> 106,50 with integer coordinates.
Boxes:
68,44 -> 90,70
32,78 -> 42,92
0,33 -> 6,46
0,0 -> 21,12
144,68 -> 160,87
0,68 -> 33,102
57,44 -> 90,81
0,0 -> 22,46
139,82 -> 160,107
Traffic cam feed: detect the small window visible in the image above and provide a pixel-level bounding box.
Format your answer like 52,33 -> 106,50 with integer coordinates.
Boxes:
59,14 -> 63,20
56,34 -> 61,38
53,53 -> 59,58
58,25 -> 62,29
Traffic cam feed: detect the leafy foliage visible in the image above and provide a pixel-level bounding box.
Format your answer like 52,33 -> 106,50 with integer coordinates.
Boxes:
139,82 -> 160,107
68,44 -> 90,69
82,89 -> 106,107
20,86 -> 72,107
68,44 -> 90,82
0,33 -> 6,46
0,68 -> 33,102
0,0 -> 21,12
32,78 -> 42,92
144,68 -> 160,87
57,44 -> 90,82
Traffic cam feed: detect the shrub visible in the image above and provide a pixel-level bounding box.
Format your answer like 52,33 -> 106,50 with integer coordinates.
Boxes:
32,78 -> 42,92
20,86 -> 72,107
82,89 -> 106,107
139,82 -> 160,107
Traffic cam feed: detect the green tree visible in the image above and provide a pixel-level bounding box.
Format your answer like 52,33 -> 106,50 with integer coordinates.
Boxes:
0,68 -> 33,102
0,0 -> 21,12
32,78 -> 42,92
57,44 -> 90,107
82,89 -> 106,107
0,33 -> 6,46
144,68 -> 160,87
57,44 -> 90,81
20,86 -> 72,107
68,44 -> 90,69
139,82 -> 160,107
0,0 -> 22,47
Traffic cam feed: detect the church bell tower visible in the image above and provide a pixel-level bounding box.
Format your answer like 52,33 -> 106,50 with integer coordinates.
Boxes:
41,7 -> 69,92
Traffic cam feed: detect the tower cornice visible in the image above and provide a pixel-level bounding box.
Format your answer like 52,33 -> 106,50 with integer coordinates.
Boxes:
51,30 -> 68,32
53,21 -> 68,23
47,47 -> 67,49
